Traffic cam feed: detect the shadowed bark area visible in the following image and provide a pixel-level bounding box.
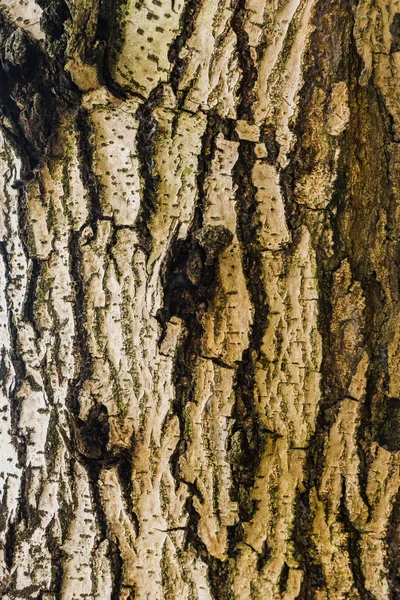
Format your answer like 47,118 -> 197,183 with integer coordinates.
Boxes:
0,0 -> 399,599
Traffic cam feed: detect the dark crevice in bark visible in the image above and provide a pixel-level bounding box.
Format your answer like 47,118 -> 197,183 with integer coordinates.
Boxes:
168,325 -> 200,485
207,559 -> 233,600
4,519 -> 16,573
44,407 -> 60,475
56,456 -> 76,544
0,240 -> 10,284
36,0 -> 72,91
390,13 -> 400,54
161,113 -> 229,420
279,562 -> 290,595
135,87 -> 161,255
69,456 -> 109,549
292,488 -> 325,599
192,110 -> 221,231
109,539 -> 124,600
386,487 -> 400,597
157,111 -> 220,335
45,517 -> 63,596
168,0 -> 203,95
165,318 -> 204,574
260,123 -> 280,166
184,484 -> 233,600
375,394 -> 400,453
72,404 -> 110,460
0,7 -> 79,181
15,183 -> 33,258
256,539 -> 272,572
67,231 -> 91,415
0,474 -> 11,536
356,365 -> 375,518
158,109 -> 223,330
37,0 -> 70,38
0,349 -> 11,400
88,466 -> 108,544
231,0 -> 258,121
76,108 -> 102,234
228,139 -> 268,539
225,0 -> 269,583
116,444 -> 140,537
22,256 -> 42,336
35,0 -> 81,106
159,224 -> 233,329
0,16 -> 54,175
190,110 -> 238,229
99,0 -> 134,99
338,477 -> 377,600
16,464 -> 34,531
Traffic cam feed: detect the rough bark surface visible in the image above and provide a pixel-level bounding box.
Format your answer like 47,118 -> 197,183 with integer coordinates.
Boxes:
0,0 -> 399,598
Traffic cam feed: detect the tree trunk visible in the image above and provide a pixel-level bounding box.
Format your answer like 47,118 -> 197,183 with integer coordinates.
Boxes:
0,0 -> 399,598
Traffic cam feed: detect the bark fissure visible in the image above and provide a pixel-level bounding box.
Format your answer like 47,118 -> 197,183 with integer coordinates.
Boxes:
339,477 -> 377,600
230,139 -> 268,528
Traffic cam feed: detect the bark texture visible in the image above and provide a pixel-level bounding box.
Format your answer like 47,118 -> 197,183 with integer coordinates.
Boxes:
0,0 -> 399,598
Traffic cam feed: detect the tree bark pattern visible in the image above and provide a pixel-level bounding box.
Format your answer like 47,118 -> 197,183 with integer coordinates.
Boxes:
0,0 -> 399,599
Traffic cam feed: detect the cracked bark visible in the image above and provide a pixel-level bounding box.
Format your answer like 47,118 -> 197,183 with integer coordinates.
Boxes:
0,0 -> 400,599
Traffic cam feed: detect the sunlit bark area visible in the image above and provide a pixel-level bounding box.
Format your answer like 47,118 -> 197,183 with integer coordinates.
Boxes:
0,0 -> 400,598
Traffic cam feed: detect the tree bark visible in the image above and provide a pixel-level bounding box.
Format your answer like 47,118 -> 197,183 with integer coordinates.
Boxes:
0,0 -> 399,598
